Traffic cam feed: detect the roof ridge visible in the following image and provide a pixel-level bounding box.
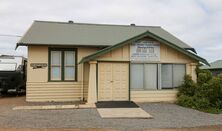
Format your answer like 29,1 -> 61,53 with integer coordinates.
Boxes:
34,20 -> 161,28
214,59 -> 222,62
211,59 -> 222,64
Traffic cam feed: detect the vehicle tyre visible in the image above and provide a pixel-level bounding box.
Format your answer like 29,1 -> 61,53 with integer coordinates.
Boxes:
0,91 -> 7,95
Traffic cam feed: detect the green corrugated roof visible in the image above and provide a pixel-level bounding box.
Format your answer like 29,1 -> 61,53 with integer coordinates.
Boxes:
79,30 -> 209,66
201,60 -> 222,69
17,20 -> 193,49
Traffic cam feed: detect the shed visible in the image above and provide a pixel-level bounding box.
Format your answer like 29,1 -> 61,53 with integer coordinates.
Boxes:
201,60 -> 222,76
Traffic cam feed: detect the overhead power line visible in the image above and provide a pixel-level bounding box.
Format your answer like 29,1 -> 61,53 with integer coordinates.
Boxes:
0,34 -> 22,37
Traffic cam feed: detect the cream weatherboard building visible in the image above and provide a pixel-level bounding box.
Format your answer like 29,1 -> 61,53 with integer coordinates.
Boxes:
17,21 -> 208,103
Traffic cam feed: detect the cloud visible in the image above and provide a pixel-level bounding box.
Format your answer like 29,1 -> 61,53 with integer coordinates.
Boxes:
0,0 -> 221,62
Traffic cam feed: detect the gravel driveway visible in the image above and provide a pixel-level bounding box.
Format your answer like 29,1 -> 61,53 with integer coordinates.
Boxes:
0,96 -> 222,130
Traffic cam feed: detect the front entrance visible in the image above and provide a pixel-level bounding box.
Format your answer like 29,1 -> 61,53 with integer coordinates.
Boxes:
98,62 -> 129,101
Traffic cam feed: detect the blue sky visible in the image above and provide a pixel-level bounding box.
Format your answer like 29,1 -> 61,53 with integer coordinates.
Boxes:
0,0 -> 221,62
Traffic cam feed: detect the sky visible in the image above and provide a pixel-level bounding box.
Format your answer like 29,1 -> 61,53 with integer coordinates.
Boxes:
0,0 -> 222,62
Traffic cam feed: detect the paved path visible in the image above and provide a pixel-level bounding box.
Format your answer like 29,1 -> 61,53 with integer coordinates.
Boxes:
0,97 -> 222,130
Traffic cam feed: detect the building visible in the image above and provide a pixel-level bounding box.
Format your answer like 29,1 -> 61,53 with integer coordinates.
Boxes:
16,21 -> 208,103
201,60 -> 222,76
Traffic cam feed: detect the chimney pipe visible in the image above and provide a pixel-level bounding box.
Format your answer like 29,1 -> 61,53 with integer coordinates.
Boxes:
68,20 -> 74,23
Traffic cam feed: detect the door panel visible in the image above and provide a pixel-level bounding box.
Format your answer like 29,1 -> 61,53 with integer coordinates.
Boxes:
98,63 -> 113,101
112,63 -> 129,101
98,62 -> 129,101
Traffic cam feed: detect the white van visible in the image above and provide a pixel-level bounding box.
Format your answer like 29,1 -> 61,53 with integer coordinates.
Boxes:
0,55 -> 27,94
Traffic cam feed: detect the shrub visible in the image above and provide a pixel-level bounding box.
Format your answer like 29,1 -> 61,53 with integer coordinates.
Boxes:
195,82 -> 210,96
195,64 -> 202,76
207,74 -> 222,109
177,67 -> 222,114
192,95 -> 210,109
177,95 -> 195,108
177,94 -> 210,109
197,70 -> 212,86
177,75 -> 197,97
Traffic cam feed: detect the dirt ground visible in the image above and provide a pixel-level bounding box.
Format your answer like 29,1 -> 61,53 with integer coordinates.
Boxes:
0,95 -> 81,106
0,95 -> 221,131
0,94 -> 27,106
0,125 -> 221,131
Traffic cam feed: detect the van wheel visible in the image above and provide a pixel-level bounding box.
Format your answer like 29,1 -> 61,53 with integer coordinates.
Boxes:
15,88 -> 20,96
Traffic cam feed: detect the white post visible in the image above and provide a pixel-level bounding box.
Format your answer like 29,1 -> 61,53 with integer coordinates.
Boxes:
191,63 -> 197,82
87,61 -> 97,104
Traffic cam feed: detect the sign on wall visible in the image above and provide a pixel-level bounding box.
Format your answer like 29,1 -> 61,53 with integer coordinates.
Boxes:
30,63 -> 47,69
130,41 -> 160,61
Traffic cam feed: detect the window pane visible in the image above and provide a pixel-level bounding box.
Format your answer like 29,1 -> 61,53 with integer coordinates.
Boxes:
51,67 -> 61,80
144,64 -> 157,90
161,64 -> 173,88
130,64 -> 143,89
65,51 -> 75,65
173,64 -> 185,87
65,67 -> 75,80
51,51 -> 61,65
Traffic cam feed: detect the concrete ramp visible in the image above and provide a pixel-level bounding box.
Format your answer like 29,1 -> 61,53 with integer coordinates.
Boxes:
97,108 -> 152,119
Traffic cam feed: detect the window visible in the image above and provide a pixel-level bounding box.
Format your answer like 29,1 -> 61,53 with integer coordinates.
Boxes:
144,64 -> 158,89
161,64 -> 185,88
64,51 -> 76,80
130,63 -> 157,90
51,51 -> 62,80
130,64 -> 144,89
130,63 -> 185,90
173,64 -> 186,87
161,64 -> 173,88
49,48 -> 77,81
